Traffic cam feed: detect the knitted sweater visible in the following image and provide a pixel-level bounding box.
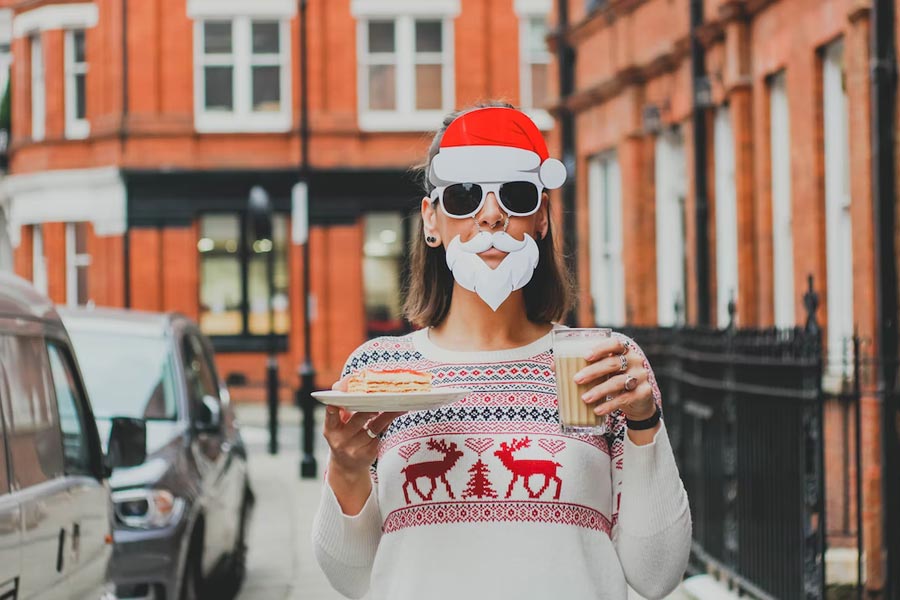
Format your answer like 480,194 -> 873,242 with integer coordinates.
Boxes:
312,328 -> 691,600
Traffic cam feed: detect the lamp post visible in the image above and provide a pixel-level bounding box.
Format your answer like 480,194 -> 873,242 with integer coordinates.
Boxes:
249,185 -> 279,455
297,0 -> 317,479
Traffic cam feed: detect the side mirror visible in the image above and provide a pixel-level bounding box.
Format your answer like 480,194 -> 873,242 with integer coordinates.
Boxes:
106,417 -> 147,471
194,395 -> 222,433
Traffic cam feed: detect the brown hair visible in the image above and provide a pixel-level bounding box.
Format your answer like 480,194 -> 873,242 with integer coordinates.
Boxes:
402,101 -> 575,328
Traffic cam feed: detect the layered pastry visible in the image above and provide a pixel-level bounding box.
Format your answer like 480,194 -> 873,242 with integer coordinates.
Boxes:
347,368 -> 433,393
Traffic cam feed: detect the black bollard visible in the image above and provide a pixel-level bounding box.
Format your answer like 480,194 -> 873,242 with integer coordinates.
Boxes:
299,358 -> 317,478
267,355 -> 279,455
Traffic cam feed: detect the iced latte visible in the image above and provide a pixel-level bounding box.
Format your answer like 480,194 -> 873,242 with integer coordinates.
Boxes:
552,328 -> 612,435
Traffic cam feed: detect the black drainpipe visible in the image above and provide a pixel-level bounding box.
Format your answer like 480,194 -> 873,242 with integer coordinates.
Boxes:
121,0 -> 131,307
556,0 -> 577,325
872,0 -> 899,595
690,0 -> 710,326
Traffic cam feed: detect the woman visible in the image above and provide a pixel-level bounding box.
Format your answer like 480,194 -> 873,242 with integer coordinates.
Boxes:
313,104 -> 691,600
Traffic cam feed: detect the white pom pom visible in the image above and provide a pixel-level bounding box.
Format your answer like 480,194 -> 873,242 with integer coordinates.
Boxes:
539,158 -> 567,189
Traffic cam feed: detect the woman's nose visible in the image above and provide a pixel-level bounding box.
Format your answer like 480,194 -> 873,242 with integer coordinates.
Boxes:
476,192 -> 506,230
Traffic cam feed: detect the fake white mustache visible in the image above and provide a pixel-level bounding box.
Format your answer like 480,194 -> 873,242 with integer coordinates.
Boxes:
454,231 -> 530,254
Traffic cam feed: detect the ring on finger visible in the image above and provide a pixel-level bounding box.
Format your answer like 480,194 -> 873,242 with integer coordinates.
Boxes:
364,425 -> 378,439
618,354 -> 628,373
620,340 -> 630,355
623,374 -> 639,392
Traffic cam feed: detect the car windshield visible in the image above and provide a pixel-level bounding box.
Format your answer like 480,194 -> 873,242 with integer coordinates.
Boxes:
68,330 -> 179,420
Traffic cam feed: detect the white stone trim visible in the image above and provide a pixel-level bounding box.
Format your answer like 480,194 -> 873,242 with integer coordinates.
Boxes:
351,0 -> 460,18
514,0 -> 551,16
13,3 -> 98,38
187,0 -> 296,19
4,167 -> 126,247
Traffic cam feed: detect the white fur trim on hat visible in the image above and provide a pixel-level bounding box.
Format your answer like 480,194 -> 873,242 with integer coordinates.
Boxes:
430,146 -> 541,187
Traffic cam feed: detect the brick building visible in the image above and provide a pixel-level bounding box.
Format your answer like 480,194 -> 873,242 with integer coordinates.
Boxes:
549,0 -> 889,592
1,0 -> 556,393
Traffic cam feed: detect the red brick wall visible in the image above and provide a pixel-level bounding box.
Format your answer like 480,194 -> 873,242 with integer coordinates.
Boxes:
13,225 -> 33,280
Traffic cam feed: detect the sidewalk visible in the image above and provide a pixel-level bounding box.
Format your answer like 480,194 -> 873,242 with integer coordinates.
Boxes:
232,403 -> 705,600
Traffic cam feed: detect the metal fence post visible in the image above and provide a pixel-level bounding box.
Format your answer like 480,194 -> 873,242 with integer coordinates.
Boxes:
801,275 -> 826,599
723,298 -> 739,570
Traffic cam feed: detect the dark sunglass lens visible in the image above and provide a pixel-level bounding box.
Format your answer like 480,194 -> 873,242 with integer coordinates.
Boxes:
499,181 -> 540,214
442,183 -> 483,216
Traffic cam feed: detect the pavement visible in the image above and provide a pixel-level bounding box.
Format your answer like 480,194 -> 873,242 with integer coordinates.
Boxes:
231,403 -> 710,600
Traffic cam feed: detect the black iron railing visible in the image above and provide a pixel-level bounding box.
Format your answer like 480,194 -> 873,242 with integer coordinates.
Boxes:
606,278 -> 827,599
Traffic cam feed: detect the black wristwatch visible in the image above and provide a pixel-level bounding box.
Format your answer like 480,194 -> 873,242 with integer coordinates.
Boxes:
625,406 -> 662,430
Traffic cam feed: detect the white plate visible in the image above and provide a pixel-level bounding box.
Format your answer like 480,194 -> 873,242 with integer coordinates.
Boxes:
311,387 -> 471,412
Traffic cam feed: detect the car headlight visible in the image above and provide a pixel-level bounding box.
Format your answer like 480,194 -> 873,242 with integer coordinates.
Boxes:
112,489 -> 185,529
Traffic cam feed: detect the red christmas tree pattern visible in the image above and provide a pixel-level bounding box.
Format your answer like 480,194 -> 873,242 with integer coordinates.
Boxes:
462,458 -> 498,499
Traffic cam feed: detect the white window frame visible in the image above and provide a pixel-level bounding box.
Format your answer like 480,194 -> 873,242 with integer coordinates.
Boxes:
193,17 -> 292,133
30,34 -> 44,141
65,222 -> 91,307
515,0 -> 553,131
770,71 -> 795,329
714,104 -> 739,328
33,224 -> 47,295
64,29 -> 89,140
655,128 -> 688,326
588,151 -> 625,326
355,10 -> 456,132
823,39 -> 854,380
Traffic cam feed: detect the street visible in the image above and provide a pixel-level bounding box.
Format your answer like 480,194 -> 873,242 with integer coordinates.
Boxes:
235,403 -> 344,600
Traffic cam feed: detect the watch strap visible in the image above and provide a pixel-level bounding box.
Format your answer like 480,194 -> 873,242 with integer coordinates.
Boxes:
625,406 -> 662,430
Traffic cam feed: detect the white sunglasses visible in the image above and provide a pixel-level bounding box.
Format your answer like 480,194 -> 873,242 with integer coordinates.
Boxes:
429,181 -> 543,219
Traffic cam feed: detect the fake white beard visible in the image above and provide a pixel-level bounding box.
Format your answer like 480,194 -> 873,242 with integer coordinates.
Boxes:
445,231 -> 540,311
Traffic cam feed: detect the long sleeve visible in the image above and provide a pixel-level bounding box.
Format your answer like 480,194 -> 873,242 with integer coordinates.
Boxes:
312,480 -> 383,599
612,422 -> 692,599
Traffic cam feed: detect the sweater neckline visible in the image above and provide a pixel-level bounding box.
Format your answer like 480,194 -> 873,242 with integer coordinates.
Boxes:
411,325 -> 558,364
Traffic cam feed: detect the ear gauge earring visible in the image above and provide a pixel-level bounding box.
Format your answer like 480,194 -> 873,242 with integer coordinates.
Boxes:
426,236 -> 437,245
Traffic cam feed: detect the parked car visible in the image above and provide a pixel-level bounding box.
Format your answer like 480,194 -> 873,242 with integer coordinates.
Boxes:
0,273 -> 146,599
60,307 -> 254,600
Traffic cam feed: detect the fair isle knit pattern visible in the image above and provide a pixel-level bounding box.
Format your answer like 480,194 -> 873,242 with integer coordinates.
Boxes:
343,330 -> 625,533
313,328 -> 691,600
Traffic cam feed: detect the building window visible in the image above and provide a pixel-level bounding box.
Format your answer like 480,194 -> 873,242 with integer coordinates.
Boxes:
519,15 -> 551,115
357,16 -> 454,131
65,222 -> 91,307
30,34 -> 44,141
363,212 -> 409,337
193,17 -> 291,133
714,104 -> 738,328
64,29 -> 88,139
32,224 -> 47,295
198,213 -> 290,339
823,39 -> 854,377
588,152 -> 625,326
655,128 -> 688,326
769,71 -> 795,329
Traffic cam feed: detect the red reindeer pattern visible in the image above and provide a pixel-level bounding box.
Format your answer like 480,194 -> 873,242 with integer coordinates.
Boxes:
401,438 -> 464,504
494,437 -> 562,500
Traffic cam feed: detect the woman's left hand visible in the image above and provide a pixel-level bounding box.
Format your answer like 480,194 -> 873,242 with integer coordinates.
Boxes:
573,337 -> 657,421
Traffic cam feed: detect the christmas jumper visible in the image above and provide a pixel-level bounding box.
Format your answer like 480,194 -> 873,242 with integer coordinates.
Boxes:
313,328 -> 692,600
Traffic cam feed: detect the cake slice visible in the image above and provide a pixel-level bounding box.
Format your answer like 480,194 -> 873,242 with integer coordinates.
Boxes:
347,368 -> 432,393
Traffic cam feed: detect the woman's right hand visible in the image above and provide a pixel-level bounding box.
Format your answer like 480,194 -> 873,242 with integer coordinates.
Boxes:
323,376 -> 405,514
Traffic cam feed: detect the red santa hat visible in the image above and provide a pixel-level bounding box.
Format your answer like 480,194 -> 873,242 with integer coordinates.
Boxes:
429,107 -> 568,189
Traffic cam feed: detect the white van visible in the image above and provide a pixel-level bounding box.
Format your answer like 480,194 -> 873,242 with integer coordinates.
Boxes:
0,273 -> 145,599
